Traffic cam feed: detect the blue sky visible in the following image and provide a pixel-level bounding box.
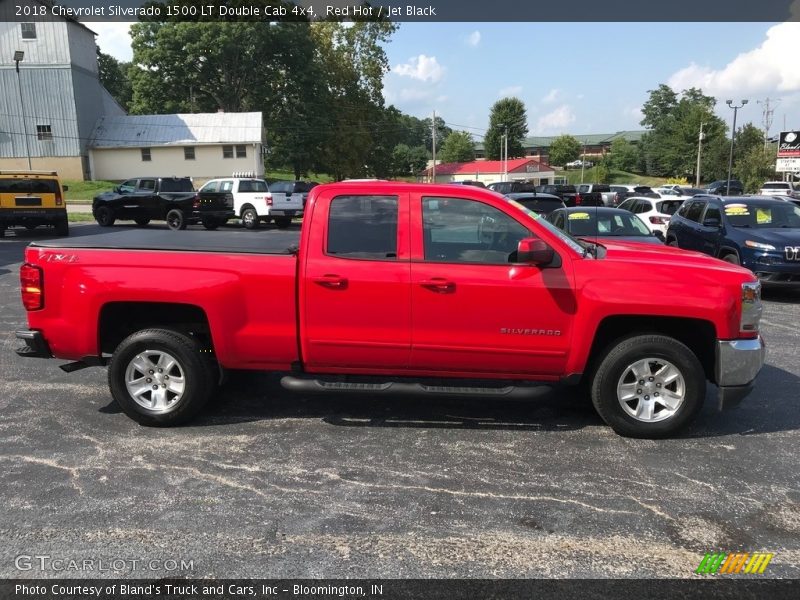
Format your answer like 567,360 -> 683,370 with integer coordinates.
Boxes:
91,21 -> 800,140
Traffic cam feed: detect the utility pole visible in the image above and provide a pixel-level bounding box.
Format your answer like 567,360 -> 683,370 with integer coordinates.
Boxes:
431,110 -> 436,182
758,97 -> 779,150
503,125 -> 508,182
580,140 -> 587,184
695,121 -> 705,188
13,51 -> 32,170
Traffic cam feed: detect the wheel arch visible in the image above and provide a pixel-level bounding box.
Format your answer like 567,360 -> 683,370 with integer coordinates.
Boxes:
584,315 -> 717,384
98,302 -> 214,357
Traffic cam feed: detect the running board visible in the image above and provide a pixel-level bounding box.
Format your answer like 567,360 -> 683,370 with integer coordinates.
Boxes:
280,376 -> 544,399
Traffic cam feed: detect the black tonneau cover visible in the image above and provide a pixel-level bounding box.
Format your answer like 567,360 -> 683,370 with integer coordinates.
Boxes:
29,228 -> 300,255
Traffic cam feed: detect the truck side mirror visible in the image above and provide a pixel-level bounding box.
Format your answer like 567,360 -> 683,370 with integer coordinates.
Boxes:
62,185 -> 69,192
517,237 -> 554,265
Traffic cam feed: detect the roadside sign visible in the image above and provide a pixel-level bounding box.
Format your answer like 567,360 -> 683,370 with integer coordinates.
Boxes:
777,131 -> 800,157
776,158 -> 800,172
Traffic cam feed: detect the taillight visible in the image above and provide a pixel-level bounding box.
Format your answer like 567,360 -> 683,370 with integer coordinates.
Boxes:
266,193 -> 273,206
649,216 -> 669,225
55,189 -> 63,206
614,193 -> 620,205
20,263 -> 43,311
575,193 -> 582,205
192,194 -> 200,209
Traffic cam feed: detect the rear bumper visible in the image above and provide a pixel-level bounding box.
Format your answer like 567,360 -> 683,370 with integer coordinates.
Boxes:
192,209 -> 234,221
269,209 -> 300,217
0,209 -> 67,224
715,337 -> 765,410
15,330 -> 52,359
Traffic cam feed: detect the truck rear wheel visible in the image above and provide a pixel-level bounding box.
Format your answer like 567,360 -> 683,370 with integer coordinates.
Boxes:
590,334 -> 705,438
95,206 -> 116,227
166,209 -> 187,230
108,329 -> 216,426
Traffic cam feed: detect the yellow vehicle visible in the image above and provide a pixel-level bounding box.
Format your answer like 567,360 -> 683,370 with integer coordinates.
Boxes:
0,171 -> 69,236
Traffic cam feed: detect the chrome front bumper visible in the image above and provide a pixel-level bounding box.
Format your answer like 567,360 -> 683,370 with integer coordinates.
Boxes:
715,337 -> 766,410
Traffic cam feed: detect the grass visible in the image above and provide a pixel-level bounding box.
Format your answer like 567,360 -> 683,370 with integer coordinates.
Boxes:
263,170 -> 335,184
63,180 -> 116,202
67,213 -> 95,222
557,169 -> 669,187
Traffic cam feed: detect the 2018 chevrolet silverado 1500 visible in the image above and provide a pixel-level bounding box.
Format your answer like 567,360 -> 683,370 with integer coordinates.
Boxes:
16,182 -> 765,438
93,177 -> 234,230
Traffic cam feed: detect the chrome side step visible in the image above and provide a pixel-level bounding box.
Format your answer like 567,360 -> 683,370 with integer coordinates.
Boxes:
280,376 -> 544,399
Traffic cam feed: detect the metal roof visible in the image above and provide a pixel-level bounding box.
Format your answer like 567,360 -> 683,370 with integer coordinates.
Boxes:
475,130 -> 648,152
89,112 -> 263,148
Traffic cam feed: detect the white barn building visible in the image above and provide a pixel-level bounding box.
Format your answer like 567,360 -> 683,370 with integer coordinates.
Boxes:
88,112 -> 265,182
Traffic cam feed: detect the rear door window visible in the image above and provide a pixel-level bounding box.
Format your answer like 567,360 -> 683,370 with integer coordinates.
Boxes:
327,196 -> 398,260
138,179 -> 156,192
684,201 -> 706,222
200,181 -> 219,193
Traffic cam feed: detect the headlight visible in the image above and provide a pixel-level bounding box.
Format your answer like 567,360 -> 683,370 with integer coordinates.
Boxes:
740,282 -> 762,333
745,240 -> 776,251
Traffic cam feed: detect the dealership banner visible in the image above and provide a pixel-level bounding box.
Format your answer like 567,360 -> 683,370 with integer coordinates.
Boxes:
777,131 -> 800,158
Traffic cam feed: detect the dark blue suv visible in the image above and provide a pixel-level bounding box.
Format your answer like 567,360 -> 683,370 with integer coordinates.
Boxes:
666,195 -> 800,286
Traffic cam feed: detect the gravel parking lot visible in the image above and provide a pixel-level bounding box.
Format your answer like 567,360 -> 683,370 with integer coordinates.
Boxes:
1,223 -> 799,579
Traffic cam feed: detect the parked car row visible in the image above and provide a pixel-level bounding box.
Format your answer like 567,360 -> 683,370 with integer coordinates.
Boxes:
91,177 -> 317,231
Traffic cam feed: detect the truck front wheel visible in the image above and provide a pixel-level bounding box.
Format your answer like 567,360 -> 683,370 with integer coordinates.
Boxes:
108,329 -> 216,426
590,334 -> 705,438
95,206 -> 116,227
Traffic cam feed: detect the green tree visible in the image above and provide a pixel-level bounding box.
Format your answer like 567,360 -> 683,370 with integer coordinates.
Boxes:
594,161 -> 611,184
310,20 -> 397,179
438,131 -> 475,163
733,123 -> 766,165
423,115 -> 452,154
639,86 -> 726,180
392,144 -> 428,177
548,135 -> 581,167
738,144 -> 778,193
484,97 -> 528,160
607,138 -> 640,172
97,49 -> 132,111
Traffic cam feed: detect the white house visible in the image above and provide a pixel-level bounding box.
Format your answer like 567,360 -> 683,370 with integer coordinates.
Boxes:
88,112 -> 265,182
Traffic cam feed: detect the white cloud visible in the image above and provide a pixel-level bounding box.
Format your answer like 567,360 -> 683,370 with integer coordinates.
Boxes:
668,22 -> 800,96
86,22 -> 133,62
465,31 -> 481,47
626,105 -> 644,121
541,89 -> 560,104
393,55 -> 444,83
498,85 -> 523,98
536,105 -> 576,133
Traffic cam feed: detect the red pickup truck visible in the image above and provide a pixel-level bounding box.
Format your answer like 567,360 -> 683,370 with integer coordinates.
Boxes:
16,182 -> 765,438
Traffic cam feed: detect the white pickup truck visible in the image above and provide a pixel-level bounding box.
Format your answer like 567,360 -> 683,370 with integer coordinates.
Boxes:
197,178 -> 303,229
759,181 -> 800,199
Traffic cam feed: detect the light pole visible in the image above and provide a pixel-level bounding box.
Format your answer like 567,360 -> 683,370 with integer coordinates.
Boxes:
695,121 -> 705,188
726,99 -> 748,194
13,50 -> 32,170
503,125 -> 508,182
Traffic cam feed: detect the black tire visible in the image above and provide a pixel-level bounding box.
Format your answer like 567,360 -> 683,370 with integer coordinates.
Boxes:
107,329 -> 216,426
590,334 -> 705,438
722,252 -> 740,265
95,205 -> 116,227
241,207 -> 259,230
54,218 -> 69,237
166,208 -> 187,231
667,238 -> 678,247
274,216 -> 292,229
25,224 -> 38,231
135,218 -> 151,227
201,217 -> 220,230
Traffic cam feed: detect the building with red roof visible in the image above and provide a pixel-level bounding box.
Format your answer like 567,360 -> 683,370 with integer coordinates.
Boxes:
421,158 -> 556,186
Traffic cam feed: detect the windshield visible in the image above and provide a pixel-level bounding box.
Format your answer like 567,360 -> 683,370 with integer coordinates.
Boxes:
507,200 -> 586,256
566,211 -> 651,236
725,202 -> 800,228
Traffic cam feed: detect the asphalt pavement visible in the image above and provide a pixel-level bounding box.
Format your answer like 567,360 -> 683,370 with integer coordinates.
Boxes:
1,223 -> 799,579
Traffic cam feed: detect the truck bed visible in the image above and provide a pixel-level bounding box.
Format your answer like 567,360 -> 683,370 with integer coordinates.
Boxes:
29,227 -> 301,255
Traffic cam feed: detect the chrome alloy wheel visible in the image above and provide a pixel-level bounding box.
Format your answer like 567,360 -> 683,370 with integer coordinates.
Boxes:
616,358 -> 685,422
124,350 -> 186,412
